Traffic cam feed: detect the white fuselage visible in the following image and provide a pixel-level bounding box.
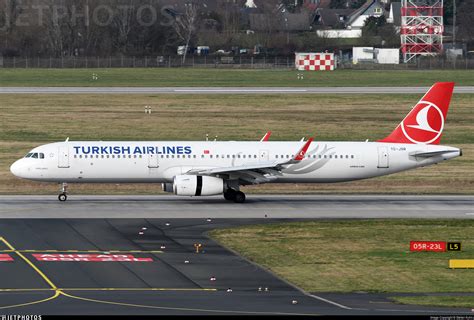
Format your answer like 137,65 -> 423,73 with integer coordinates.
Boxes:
10,141 -> 461,184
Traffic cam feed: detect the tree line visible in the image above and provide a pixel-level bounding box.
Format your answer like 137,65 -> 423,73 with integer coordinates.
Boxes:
0,0 -> 472,58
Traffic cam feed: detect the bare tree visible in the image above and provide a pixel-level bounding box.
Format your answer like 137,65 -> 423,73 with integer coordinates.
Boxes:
172,1 -> 199,64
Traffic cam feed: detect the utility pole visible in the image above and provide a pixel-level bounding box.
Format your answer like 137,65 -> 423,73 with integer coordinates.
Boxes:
452,0 -> 456,48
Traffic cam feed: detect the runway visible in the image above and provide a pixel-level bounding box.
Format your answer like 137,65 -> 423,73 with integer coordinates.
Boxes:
1,86 -> 474,94
0,195 -> 472,219
0,218 -> 472,315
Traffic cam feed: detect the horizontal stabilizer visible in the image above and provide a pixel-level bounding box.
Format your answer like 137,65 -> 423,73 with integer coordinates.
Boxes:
410,150 -> 459,158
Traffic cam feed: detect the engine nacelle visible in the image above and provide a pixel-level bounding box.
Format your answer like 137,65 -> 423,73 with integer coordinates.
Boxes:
173,175 -> 224,196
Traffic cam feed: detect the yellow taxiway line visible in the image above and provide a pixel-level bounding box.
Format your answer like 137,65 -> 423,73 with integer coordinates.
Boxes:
0,237 -> 58,289
0,288 -> 216,292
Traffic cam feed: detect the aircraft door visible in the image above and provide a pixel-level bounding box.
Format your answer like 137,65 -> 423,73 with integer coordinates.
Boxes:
58,146 -> 70,168
377,147 -> 389,168
148,153 -> 159,168
259,150 -> 269,162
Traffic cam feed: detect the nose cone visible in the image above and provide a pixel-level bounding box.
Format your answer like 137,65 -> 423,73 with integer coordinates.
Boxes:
10,160 -> 24,178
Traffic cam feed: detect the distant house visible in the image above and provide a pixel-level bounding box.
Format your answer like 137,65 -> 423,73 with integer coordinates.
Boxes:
345,0 -> 385,29
249,12 -> 312,32
313,0 -> 386,38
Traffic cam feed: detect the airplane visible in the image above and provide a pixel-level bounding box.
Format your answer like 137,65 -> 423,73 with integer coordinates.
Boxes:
10,82 -> 462,203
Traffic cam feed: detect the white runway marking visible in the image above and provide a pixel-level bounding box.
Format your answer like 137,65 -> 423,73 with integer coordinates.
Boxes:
308,294 -> 352,310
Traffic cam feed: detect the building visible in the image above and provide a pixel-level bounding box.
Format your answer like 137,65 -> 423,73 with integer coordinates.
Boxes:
313,0 -> 386,38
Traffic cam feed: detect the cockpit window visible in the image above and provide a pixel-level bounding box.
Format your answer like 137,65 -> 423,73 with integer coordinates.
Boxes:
25,152 -> 44,159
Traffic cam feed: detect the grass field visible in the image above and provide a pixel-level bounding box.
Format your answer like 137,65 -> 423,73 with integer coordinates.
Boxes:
0,68 -> 473,87
0,93 -> 472,195
391,296 -> 474,309
209,220 -> 474,307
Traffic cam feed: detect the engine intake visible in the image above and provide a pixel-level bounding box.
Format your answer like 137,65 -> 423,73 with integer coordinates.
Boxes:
172,175 -> 224,196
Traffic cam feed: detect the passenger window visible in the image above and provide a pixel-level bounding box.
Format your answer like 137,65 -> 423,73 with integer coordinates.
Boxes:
201,155 -> 204,158
319,155 -> 322,158
351,155 -> 354,159
79,155 -> 83,159
193,155 -> 196,158
74,155 -> 77,158
334,155 -> 337,159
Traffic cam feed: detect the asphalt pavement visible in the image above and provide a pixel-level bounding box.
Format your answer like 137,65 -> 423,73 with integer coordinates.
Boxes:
1,86 -> 474,94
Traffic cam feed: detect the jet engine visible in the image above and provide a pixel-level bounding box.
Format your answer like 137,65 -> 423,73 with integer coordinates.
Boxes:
162,175 -> 224,196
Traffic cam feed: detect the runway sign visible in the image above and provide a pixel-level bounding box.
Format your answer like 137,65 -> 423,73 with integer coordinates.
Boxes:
32,254 -> 153,262
447,242 -> 462,251
449,260 -> 474,269
0,254 -> 13,262
410,241 -> 446,252
295,52 -> 335,71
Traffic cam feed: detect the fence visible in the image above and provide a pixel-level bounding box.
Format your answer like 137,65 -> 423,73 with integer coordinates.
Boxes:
1,55 -> 473,70
0,56 -> 294,69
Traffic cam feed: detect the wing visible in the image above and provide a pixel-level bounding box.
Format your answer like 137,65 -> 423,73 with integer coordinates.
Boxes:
186,138 -> 314,185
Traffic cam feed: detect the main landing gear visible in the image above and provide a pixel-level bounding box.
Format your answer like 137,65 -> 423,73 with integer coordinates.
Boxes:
58,182 -> 68,202
223,189 -> 246,203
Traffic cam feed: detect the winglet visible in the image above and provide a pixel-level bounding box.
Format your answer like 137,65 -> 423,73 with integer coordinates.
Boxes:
293,137 -> 314,161
260,131 -> 272,142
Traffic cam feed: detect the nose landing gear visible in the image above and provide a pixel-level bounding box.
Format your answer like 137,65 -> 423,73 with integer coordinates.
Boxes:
58,182 -> 68,201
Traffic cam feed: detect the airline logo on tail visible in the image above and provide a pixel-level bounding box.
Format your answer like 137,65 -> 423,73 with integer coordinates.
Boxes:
379,82 -> 454,145
401,101 -> 444,144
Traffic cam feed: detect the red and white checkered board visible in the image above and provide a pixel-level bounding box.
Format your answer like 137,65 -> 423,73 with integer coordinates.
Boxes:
296,53 -> 334,71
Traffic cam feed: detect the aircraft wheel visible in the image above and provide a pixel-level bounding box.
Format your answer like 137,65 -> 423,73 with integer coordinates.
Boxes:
224,189 -> 236,201
58,193 -> 67,202
233,191 -> 246,203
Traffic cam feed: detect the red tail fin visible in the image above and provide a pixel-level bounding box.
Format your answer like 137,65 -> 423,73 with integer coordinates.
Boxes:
379,82 -> 454,145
